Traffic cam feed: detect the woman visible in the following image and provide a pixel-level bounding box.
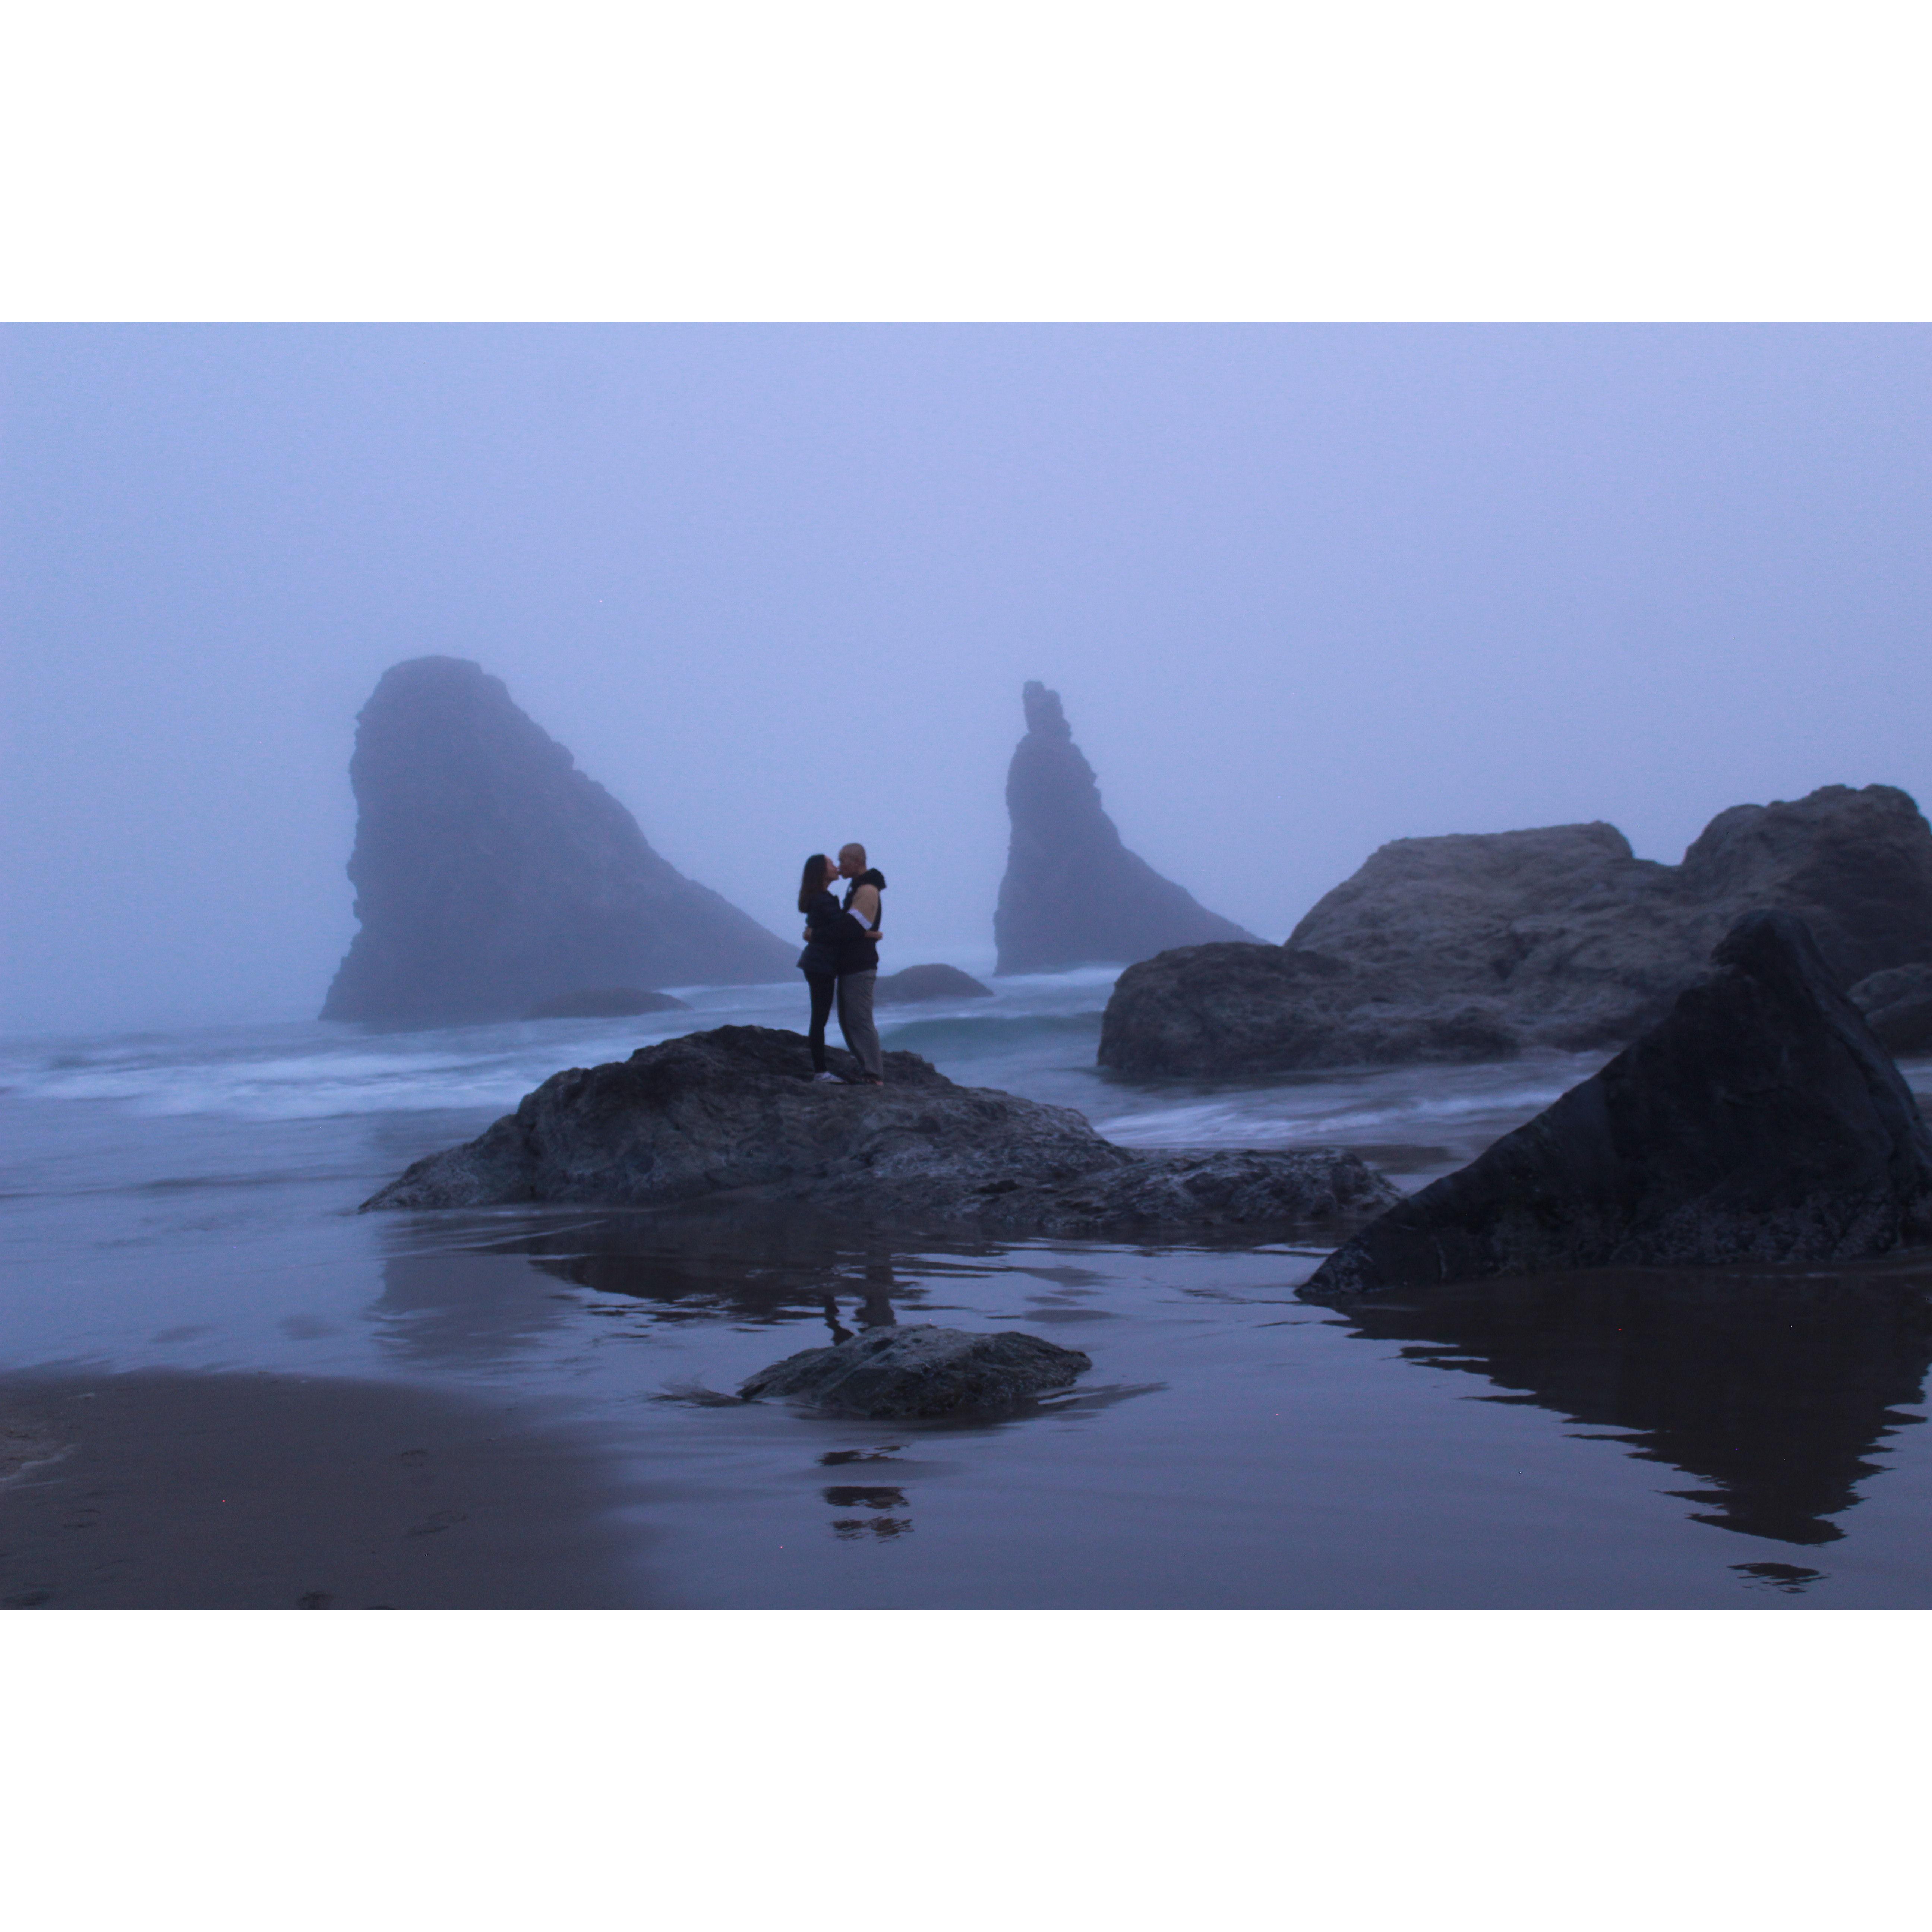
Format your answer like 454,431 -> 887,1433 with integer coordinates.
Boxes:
797,853 -> 851,1082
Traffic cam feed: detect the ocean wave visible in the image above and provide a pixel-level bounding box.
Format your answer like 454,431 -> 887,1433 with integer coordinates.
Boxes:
882,1011 -> 1105,1055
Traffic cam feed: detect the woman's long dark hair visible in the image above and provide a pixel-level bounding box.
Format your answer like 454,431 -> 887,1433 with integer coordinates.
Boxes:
798,853 -> 831,913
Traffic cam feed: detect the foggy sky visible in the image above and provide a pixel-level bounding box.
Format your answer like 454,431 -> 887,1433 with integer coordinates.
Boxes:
4,323 -> 1929,1034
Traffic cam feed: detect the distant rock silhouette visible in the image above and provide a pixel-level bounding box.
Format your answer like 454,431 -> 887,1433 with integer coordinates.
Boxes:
993,682 -> 1258,974
525,988 -> 692,1020
874,963 -> 995,1006
321,657 -> 792,1025
1101,784 -> 1932,1074
1301,912 -> 1932,1298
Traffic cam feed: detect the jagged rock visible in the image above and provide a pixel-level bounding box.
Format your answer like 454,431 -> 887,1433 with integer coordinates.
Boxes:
739,1325 -> 1092,1418
361,1023 -> 1400,1233
874,963 -> 995,1006
321,657 -> 793,1025
1102,785 -> 1932,1074
1300,912 -> 1932,1299
525,988 -> 692,1019
1849,963 -> 1932,1055
994,682 -> 1258,973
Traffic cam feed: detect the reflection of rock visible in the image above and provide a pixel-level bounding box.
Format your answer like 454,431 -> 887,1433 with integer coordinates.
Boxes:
1850,963 -> 1932,1055
740,1324 -> 1091,1418
375,1248 -> 580,1367
1102,785 -> 1932,1074
994,682 -> 1257,973
362,1025 -> 1399,1234
321,656 -> 792,1025
874,964 -> 995,1005
526,988 -> 692,1019
1304,912 -> 1932,1298
1336,1269 -> 1932,1545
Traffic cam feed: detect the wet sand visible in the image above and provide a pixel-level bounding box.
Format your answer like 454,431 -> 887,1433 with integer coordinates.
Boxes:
0,1369 -> 654,1609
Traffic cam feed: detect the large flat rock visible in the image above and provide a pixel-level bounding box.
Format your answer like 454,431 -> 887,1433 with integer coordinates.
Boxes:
1300,912 -> 1932,1298
362,1024 -> 1400,1234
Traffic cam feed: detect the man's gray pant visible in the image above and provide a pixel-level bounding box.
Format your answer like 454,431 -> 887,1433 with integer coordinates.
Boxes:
836,970 -> 883,1080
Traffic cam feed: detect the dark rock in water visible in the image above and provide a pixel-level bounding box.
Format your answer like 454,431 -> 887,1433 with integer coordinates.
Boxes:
994,681 -> 1258,974
321,657 -> 793,1025
1850,963 -> 1932,1055
1104,784 -> 1932,1074
739,1325 -> 1092,1418
1099,943 -> 1521,1076
874,963 -> 995,1006
525,987 -> 693,1019
361,1023 -> 1399,1233
1301,912 -> 1932,1299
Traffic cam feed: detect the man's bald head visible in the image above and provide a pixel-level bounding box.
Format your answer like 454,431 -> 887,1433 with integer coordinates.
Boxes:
839,843 -> 868,874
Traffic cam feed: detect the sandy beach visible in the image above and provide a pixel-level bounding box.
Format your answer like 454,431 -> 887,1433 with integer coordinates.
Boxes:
0,1368 -> 651,1609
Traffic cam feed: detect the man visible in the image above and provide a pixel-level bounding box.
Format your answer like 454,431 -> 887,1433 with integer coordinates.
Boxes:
834,842 -> 886,1086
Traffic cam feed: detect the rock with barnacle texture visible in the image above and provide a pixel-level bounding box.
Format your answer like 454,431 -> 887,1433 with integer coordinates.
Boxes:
993,681 -> 1259,974
360,1023 -> 1400,1233
321,656 -> 792,1025
1300,911 -> 1932,1300
739,1324 -> 1093,1418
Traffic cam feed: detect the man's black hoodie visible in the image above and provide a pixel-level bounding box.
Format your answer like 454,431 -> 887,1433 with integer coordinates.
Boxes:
839,868 -> 886,974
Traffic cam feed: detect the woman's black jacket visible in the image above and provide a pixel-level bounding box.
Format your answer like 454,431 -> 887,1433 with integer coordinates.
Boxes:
798,889 -> 855,977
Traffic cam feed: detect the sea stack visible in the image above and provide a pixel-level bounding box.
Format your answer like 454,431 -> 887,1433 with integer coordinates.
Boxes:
321,657 -> 793,1025
1300,912 -> 1932,1299
993,682 -> 1258,973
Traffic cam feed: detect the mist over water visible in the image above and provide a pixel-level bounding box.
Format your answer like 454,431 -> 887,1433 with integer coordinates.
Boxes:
5,325 -> 1931,1033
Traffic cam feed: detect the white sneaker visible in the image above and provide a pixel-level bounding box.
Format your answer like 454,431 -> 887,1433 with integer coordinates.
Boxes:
812,1071 -> 842,1083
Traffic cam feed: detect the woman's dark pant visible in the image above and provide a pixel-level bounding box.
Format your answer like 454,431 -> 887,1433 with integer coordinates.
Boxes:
804,973 -> 838,1071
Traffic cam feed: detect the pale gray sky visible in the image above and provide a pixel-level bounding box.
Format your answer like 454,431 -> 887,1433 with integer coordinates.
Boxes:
4,323 -> 1928,1032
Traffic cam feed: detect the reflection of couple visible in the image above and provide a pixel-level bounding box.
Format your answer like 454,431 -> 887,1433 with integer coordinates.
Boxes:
798,843 -> 887,1086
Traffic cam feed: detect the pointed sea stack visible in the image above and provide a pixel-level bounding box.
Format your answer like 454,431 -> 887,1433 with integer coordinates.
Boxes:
1301,912 -> 1932,1299
993,682 -> 1259,973
321,657 -> 793,1025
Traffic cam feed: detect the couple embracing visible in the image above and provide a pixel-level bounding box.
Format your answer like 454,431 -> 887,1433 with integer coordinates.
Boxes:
797,843 -> 887,1086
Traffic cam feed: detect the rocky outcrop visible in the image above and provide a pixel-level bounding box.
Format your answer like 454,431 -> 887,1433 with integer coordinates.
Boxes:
1101,785 -> 1932,1074
739,1325 -> 1092,1418
1099,943 -> 1522,1076
321,657 -> 793,1025
1300,912 -> 1932,1299
361,1024 -> 1400,1233
993,682 -> 1258,974
525,988 -> 692,1019
874,963 -> 995,1006
1850,964 -> 1932,1055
